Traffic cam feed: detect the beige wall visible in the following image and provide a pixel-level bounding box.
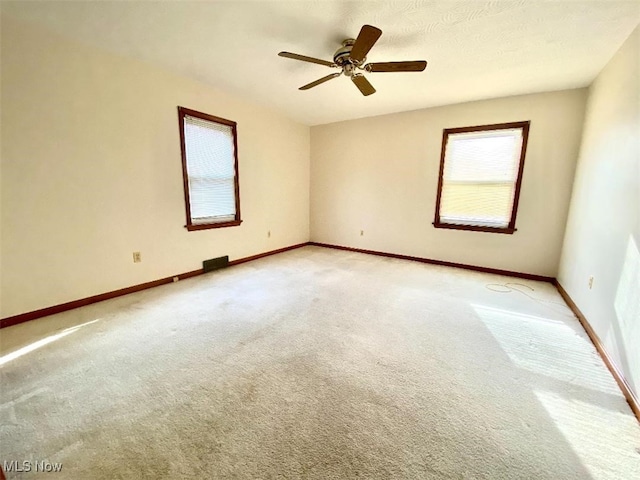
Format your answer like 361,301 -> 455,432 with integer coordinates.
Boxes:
0,17 -> 310,318
310,89 -> 587,277
558,27 -> 640,396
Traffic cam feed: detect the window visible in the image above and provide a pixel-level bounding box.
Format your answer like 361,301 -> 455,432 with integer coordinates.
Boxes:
433,121 -> 530,234
177,107 -> 241,231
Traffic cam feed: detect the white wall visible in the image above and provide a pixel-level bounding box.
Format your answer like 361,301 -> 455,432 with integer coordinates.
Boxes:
0,17 -> 310,318
558,27 -> 640,396
311,89 -> 587,277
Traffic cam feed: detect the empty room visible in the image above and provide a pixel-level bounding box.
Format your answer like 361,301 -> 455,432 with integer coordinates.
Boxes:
1,0 -> 639,478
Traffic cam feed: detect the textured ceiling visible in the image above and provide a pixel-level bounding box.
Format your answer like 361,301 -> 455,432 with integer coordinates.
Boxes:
2,1 -> 639,125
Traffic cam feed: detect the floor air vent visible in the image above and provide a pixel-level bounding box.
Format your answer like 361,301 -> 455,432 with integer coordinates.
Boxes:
203,256 -> 229,273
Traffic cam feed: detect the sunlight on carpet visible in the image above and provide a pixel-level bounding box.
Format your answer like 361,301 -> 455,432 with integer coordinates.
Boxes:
474,304 -> 621,395
0,319 -> 100,367
535,389 -> 640,479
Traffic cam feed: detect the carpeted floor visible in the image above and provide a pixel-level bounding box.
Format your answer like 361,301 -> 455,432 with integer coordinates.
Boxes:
1,246 -> 639,479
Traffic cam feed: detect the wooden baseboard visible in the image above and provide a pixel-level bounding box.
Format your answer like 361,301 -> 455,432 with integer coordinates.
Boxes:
227,243 -> 308,266
554,280 -> 640,422
309,242 -> 554,283
0,242 -> 309,329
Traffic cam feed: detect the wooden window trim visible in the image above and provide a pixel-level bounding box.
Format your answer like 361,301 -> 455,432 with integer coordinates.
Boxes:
433,120 -> 530,235
177,106 -> 242,231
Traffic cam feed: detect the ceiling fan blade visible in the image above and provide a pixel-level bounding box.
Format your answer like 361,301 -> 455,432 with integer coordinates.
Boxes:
278,51 -> 335,68
299,72 -> 342,90
366,61 -> 427,72
351,74 -> 376,96
349,25 -> 382,63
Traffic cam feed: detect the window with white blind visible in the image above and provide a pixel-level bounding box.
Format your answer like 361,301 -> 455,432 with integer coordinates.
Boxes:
433,121 -> 530,234
177,107 -> 241,231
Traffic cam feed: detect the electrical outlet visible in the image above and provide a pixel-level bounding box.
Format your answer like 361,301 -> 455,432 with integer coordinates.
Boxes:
133,252 -> 142,263
360,230 -> 364,236
588,276 -> 594,289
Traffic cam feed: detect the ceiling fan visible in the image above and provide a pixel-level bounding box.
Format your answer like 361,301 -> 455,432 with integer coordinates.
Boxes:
278,24 -> 427,96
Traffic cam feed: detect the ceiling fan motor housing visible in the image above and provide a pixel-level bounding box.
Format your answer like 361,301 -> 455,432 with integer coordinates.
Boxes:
333,39 -> 363,69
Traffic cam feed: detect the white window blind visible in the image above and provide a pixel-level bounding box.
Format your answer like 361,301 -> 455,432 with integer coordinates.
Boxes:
183,114 -> 237,225
439,127 -> 524,228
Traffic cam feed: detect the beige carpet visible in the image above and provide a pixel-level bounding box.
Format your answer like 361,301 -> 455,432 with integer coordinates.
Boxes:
1,246 -> 639,479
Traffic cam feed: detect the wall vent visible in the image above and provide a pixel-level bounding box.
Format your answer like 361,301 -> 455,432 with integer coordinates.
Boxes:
203,256 -> 229,273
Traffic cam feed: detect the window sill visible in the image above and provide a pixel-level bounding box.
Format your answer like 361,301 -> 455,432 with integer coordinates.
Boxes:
433,222 -> 516,234
185,220 -> 242,231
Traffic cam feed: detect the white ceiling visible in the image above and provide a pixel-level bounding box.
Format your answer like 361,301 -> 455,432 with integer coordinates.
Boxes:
2,1 -> 639,125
